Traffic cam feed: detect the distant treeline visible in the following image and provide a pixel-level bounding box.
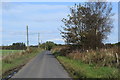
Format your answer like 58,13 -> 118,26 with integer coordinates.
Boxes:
0,42 -> 120,50
1,42 -> 27,50
39,41 -> 57,50
105,42 -> 120,48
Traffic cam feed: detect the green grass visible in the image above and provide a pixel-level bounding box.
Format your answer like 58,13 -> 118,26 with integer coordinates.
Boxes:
1,48 -> 43,78
57,56 -> 119,78
0,50 -> 24,74
0,50 -> 23,57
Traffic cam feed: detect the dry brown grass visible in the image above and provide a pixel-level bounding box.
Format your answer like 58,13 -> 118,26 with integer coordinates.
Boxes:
52,46 -> 120,68
2,48 -> 34,64
67,47 -> 119,68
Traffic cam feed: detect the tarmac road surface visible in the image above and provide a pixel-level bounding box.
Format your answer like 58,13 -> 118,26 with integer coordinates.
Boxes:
12,51 -> 70,78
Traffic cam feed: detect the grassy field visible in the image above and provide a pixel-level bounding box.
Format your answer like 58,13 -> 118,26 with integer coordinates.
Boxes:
0,48 -> 43,78
0,50 -> 23,57
57,56 -> 119,78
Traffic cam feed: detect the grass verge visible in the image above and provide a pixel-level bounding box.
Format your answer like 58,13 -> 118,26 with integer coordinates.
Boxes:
56,56 -> 119,79
1,48 -> 43,78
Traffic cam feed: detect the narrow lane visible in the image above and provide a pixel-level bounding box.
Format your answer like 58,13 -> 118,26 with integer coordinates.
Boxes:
12,51 -> 70,78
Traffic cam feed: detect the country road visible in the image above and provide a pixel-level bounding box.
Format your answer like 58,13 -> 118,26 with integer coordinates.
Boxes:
12,51 -> 70,78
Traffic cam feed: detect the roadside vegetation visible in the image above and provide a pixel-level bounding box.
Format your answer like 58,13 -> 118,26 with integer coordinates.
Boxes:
57,56 -> 118,78
52,2 -> 119,79
1,47 -> 43,78
52,46 -> 120,78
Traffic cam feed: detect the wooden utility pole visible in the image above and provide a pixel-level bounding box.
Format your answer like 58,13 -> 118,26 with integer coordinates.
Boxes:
38,33 -> 40,48
26,25 -> 29,50
41,40 -> 42,44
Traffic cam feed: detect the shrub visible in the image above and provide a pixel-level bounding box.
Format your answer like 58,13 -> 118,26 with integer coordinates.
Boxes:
67,47 -> 119,68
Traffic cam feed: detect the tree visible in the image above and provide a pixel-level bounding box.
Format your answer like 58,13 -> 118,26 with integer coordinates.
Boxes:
10,42 -> 26,50
40,41 -> 56,50
61,2 -> 114,50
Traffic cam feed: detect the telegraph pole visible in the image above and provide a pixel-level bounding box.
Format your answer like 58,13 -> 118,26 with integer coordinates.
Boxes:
26,25 -> 29,50
41,40 -> 42,44
38,33 -> 40,48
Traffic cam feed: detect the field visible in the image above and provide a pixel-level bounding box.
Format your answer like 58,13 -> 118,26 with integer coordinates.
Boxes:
0,50 -> 23,57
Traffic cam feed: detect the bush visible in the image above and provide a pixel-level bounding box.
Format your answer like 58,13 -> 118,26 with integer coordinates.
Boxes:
52,46 -> 119,68
67,47 -> 119,68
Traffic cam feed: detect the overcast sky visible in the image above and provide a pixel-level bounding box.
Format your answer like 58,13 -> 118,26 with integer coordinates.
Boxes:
1,2 -> 119,45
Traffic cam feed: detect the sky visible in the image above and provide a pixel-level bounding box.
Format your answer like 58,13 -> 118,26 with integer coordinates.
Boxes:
1,2 -> 119,46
